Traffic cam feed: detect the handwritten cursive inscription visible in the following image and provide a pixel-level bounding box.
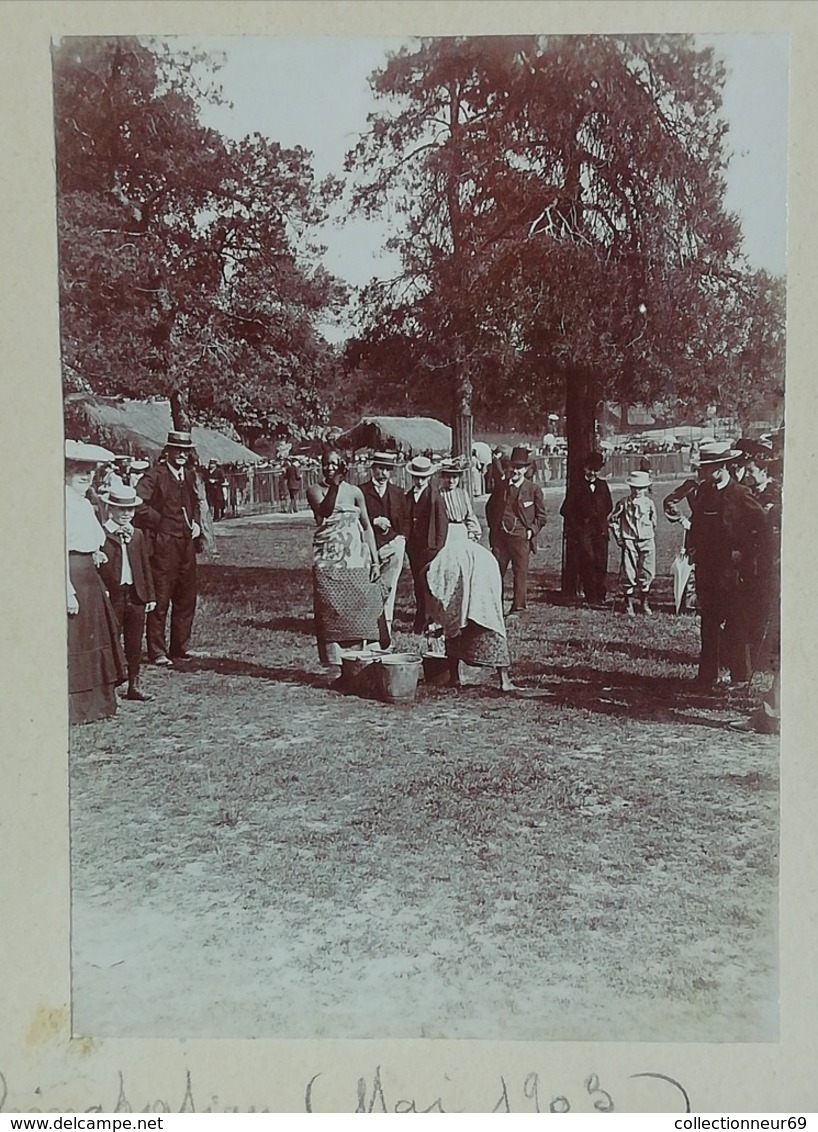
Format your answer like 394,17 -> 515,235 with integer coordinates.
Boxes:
0,1066 -> 691,1114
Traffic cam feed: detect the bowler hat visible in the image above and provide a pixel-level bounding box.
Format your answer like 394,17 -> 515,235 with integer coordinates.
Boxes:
583,451 -> 605,472
406,455 -> 437,478
65,439 -> 115,464
626,470 -> 652,488
509,446 -> 531,467
165,430 -> 194,449
102,485 -> 144,509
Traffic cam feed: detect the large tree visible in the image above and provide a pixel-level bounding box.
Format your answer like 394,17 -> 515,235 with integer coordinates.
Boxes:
345,35 -> 784,475
53,36 -> 346,438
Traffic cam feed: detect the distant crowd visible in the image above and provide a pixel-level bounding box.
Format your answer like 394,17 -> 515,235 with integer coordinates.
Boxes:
65,427 -> 781,737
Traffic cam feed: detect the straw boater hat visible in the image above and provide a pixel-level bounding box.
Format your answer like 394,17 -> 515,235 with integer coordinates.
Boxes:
697,443 -> 741,467
102,484 -> 144,509
626,470 -> 652,488
406,455 -> 437,478
370,451 -> 399,469
165,430 -> 195,449
65,439 -> 114,464
440,456 -> 468,475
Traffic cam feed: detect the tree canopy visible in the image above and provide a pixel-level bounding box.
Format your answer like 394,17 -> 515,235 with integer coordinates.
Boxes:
53,36 -> 346,438
343,35 -> 785,447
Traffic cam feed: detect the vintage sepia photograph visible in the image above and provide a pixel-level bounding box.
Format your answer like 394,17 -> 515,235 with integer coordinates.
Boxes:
56,30 -> 786,1044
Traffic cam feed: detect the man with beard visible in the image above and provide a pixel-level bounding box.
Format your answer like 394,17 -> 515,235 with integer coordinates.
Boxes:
686,445 -> 770,690
558,450 -> 612,607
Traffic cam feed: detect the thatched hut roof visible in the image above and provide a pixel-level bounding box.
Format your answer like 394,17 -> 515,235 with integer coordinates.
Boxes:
336,415 -> 452,456
64,395 -> 261,464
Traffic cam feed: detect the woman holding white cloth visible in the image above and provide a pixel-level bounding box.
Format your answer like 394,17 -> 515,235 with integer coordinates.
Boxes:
426,459 -> 517,693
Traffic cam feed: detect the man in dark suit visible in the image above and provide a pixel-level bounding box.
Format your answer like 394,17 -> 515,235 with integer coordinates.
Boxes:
360,452 -> 409,647
205,460 -> 229,521
686,446 -> 771,689
559,450 -> 613,606
135,430 -> 202,666
486,446 -> 546,613
404,455 -> 449,634
283,458 -> 302,513
98,484 -> 156,701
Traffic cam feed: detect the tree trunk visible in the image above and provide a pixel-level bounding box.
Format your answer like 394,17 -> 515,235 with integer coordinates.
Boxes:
451,371 -> 474,500
170,389 -> 190,431
561,366 -> 599,596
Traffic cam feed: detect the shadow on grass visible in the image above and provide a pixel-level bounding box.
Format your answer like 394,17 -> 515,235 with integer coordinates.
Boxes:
525,661 -> 759,728
595,640 -> 694,666
240,615 -> 313,635
178,654 -> 326,689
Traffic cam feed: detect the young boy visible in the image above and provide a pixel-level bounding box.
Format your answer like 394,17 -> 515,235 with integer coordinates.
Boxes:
98,484 -> 157,700
609,469 -> 657,615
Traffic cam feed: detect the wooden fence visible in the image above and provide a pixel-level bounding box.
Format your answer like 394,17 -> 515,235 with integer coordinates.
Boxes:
221,451 -> 689,518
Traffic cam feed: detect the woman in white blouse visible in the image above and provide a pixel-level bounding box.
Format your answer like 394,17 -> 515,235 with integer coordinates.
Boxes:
65,440 -> 126,724
426,458 -> 517,692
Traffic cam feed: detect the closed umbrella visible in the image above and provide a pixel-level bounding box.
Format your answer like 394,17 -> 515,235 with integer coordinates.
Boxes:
671,540 -> 694,614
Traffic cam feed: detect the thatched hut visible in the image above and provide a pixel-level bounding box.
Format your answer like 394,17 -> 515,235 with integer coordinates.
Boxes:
64,395 -> 261,464
335,415 -> 452,457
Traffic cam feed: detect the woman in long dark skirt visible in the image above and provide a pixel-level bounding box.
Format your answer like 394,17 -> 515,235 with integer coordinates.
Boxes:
65,440 -> 127,724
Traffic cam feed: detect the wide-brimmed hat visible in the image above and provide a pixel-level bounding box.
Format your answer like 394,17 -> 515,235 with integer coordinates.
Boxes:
370,451 -> 399,469
734,437 -> 774,461
130,459 -> 149,472
113,453 -> 133,465
627,470 -> 652,488
509,446 -> 531,467
102,484 -> 143,509
697,444 -> 741,467
165,430 -> 194,449
65,439 -> 114,464
406,455 -> 437,478
440,456 -> 468,475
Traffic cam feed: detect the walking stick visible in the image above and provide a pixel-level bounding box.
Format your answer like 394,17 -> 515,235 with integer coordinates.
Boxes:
747,603 -> 775,690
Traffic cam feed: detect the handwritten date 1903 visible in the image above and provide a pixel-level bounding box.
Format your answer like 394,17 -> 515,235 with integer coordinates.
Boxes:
305,1067 -> 691,1114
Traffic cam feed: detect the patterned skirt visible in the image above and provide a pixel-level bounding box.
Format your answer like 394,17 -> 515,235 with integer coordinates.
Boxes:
312,510 -> 384,664
448,620 -> 510,668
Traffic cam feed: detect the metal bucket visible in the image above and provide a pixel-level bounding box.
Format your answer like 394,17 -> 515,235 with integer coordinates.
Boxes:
339,649 -> 378,692
422,654 -> 451,686
374,653 -> 422,704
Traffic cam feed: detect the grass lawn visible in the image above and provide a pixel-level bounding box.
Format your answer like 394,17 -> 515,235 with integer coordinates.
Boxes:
69,483 -> 779,1041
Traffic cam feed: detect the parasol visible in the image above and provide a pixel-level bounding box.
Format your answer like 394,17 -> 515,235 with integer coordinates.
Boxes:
471,441 -> 492,467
